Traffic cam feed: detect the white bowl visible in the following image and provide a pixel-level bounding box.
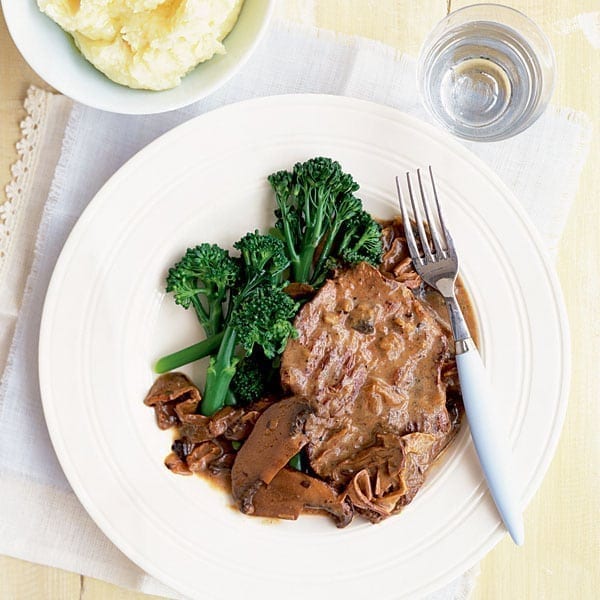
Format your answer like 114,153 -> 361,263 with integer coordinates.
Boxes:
2,0 -> 275,114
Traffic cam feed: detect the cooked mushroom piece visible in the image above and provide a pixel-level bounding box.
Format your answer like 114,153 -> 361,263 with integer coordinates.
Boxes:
231,396 -> 310,507
143,372 -> 201,430
249,468 -> 353,527
230,396 -> 353,527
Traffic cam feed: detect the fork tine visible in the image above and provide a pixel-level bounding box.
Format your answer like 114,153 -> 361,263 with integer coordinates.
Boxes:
395,176 -> 422,265
407,172 -> 434,263
417,169 -> 446,258
428,166 -> 455,253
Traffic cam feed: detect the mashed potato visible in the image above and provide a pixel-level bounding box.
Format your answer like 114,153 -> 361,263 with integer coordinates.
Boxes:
37,0 -> 245,90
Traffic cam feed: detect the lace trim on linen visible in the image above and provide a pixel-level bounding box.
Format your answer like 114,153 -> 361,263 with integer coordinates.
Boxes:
1,86 -> 49,268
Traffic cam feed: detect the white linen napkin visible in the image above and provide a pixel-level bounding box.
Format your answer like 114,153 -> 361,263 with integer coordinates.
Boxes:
0,19 -> 591,600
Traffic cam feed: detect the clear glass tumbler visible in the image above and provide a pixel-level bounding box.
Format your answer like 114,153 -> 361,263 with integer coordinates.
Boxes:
418,4 -> 556,142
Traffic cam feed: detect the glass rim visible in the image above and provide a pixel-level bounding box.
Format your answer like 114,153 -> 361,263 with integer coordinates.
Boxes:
416,2 -> 556,142
422,3 -> 556,66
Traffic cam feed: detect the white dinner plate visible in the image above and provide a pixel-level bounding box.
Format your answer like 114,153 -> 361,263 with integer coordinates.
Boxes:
39,95 -> 570,599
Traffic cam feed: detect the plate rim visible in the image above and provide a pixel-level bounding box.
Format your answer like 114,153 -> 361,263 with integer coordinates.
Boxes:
38,93 -> 571,598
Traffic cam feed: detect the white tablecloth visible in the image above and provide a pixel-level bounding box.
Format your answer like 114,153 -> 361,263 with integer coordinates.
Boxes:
0,18 -> 591,600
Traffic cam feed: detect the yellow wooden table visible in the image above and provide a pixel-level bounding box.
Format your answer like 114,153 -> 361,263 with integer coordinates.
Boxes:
1,1 -> 598,598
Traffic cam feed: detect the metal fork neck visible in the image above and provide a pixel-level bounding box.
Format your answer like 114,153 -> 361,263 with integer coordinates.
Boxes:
443,294 -> 471,344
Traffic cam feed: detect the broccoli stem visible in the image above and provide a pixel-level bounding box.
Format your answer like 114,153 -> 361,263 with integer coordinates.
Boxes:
200,326 -> 238,416
154,330 -> 225,374
294,190 -> 329,283
278,217 -> 301,277
190,296 -> 210,329
273,191 -> 300,271
190,293 -> 224,337
225,390 -> 237,406
289,452 -> 302,471
295,243 -> 318,283
311,222 -> 345,285
206,296 -> 224,336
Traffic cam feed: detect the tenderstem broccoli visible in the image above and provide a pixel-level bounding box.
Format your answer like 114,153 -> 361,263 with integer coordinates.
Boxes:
165,244 -> 239,337
157,158 -> 384,419
202,285 -> 297,415
268,157 -> 383,287
199,232 -> 298,416
157,233 -> 298,416
154,330 -> 225,374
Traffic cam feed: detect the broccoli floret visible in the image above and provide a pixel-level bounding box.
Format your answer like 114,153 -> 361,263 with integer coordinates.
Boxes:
310,210 -> 382,288
311,193 -> 363,285
230,286 -> 298,358
268,157 -> 382,287
339,210 -> 384,266
230,350 -> 273,405
166,244 -> 239,336
156,235 -> 292,376
233,230 -> 290,287
200,234 -> 297,416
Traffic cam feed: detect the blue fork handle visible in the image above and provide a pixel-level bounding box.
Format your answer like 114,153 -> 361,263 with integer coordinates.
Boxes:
455,339 -> 525,546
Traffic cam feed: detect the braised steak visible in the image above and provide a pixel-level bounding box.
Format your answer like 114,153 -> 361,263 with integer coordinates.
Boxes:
280,262 -> 457,522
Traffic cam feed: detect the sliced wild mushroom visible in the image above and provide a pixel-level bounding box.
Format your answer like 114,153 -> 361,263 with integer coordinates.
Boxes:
143,372 -> 201,430
249,468 -> 353,528
231,397 -> 310,506
164,451 -> 192,476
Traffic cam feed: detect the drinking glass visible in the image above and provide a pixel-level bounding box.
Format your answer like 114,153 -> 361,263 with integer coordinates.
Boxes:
418,4 -> 556,142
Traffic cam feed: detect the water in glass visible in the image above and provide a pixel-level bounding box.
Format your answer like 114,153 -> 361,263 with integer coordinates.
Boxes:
422,21 -> 543,140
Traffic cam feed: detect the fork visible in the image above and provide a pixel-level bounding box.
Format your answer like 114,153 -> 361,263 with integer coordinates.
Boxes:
395,167 -> 524,546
